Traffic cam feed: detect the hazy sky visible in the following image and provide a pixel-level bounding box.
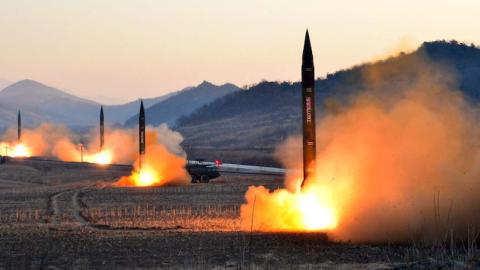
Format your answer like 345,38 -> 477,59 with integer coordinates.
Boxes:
0,0 -> 478,104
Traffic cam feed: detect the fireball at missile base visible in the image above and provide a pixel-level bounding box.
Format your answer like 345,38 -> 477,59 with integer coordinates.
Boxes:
1,31 -> 479,250
0,31 -> 337,234
4,0 -> 480,266
0,110 -> 32,158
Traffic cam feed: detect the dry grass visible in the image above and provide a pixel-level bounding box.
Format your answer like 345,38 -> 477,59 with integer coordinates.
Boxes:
83,204 -> 241,231
0,158 -> 478,269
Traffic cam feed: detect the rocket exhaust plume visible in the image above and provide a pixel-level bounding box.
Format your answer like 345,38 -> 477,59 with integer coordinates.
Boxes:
113,102 -> 190,187
49,106 -> 112,165
301,30 -> 316,187
52,107 -> 112,165
0,110 -> 32,157
12,110 -> 29,157
239,30 -> 338,232
50,111 -> 187,176
90,105 -> 112,165
114,125 -> 191,187
240,34 -> 480,244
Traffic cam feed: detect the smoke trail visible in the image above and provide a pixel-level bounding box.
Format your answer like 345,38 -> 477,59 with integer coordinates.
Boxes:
114,125 -> 191,187
369,36 -> 416,62
1,123 -> 71,157
1,120 -> 190,186
240,53 -> 480,243
52,123 -> 187,164
52,125 -> 136,164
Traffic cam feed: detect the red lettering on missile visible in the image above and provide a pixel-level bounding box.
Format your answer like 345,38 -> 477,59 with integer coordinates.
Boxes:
305,97 -> 312,124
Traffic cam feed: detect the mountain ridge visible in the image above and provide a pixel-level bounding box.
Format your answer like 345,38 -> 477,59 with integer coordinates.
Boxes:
123,81 -> 241,127
0,79 -> 231,129
177,40 -> 480,165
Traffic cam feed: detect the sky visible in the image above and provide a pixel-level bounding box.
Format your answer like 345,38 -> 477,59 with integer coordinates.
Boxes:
0,0 -> 479,104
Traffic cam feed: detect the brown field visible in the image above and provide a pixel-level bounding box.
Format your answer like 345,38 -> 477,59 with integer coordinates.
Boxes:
0,158 -> 478,269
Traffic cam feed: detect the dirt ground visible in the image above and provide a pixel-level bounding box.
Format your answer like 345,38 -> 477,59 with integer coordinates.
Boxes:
0,158 -> 478,269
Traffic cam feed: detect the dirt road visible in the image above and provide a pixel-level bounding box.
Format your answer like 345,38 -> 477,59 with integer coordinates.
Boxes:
0,158 -> 477,269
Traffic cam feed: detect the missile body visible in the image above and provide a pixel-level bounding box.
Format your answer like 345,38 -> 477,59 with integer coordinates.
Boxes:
301,30 -> 317,186
139,100 -> 146,169
17,110 -> 21,142
100,106 -> 104,150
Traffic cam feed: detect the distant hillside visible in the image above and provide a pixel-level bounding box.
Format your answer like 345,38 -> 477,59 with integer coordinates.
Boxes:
104,91 -> 179,124
124,81 -> 240,127
0,79 -> 186,129
0,80 -> 100,128
177,41 -> 480,165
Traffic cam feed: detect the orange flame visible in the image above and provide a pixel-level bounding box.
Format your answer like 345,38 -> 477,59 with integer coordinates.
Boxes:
84,149 -> 113,165
296,189 -> 338,230
137,167 -> 156,186
114,140 -> 190,187
52,138 -> 114,165
0,142 -> 32,157
119,166 -> 158,187
241,68 -> 480,242
241,178 -> 339,232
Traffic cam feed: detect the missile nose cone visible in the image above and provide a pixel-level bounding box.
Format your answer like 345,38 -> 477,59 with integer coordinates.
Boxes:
302,30 -> 314,67
100,105 -> 104,119
140,100 -> 145,116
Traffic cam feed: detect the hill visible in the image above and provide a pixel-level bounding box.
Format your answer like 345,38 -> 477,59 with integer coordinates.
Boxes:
0,80 -> 185,129
177,41 -> 480,165
0,80 -> 100,128
124,81 -> 240,127
104,91 -> 179,125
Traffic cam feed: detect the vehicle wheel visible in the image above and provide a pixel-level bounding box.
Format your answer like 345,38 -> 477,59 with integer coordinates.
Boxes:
191,175 -> 199,183
200,175 -> 210,183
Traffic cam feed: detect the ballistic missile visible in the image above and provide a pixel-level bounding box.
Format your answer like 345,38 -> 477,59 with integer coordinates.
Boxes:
301,30 -> 317,186
100,106 -> 104,150
17,110 -> 21,142
139,100 -> 146,168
